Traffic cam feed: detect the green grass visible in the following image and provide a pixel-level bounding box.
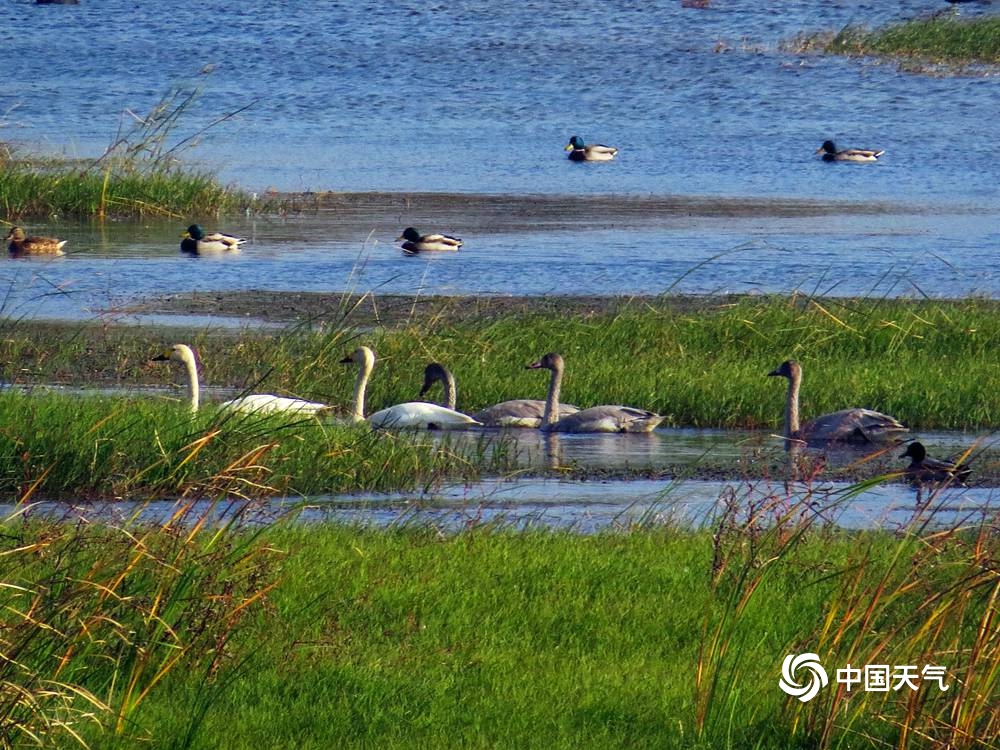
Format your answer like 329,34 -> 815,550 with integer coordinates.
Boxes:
0,392 -> 516,501
792,15 -> 1000,66
4,511 -> 994,749
0,151 -> 246,221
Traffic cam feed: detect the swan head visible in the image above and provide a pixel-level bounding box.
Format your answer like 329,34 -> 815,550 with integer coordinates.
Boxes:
397,227 -> 421,242
767,359 -> 801,381
420,362 -> 450,397
152,343 -> 197,365
900,442 -> 926,461
526,352 -> 564,372
339,345 -> 376,369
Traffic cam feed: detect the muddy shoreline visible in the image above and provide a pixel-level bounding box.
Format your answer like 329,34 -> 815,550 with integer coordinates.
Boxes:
120,290 -> 755,327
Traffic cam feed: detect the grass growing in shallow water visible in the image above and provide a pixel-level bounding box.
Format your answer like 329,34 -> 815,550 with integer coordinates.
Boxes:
791,15 -> 1000,67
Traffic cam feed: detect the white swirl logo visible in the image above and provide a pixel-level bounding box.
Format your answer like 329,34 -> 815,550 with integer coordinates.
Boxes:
779,653 -> 828,702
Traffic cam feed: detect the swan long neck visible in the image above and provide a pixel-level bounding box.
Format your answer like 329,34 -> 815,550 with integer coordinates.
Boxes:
542,361 -> 563,426
442,369 -> 457,410
784,369 -> 801,439
180,346 -> 200,413
351,350 -> 374,421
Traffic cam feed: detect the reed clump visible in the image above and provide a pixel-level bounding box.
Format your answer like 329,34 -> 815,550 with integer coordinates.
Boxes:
789,15 -> 1000,67
0,505 -> 278,747
1,76 -> 249,221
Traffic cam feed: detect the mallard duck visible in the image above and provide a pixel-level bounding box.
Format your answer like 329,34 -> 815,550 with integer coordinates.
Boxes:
180,224 -> 245,254
768,360 -> 908,444
396,227 -> 463,255
900,442 -> 972,484
816,140 -> 884,163
5,227 -> 67,256
527,352 -> 664,433
565,135 -> 618,162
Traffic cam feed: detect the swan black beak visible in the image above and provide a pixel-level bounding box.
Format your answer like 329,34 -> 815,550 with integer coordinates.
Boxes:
151,352 -> 170,362
526,360 -> 543,369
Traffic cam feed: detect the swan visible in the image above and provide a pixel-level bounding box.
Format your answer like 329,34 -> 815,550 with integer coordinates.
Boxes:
565,135 -> 618,162
900,442 -> 972,484
340,347 -> 481,429
767,359 -> 908,444
815,140 -> 884,163
180,224 -> 246,254
6,227 -> 66,256
419,362 -> 580,428
152,343 -> 331,416
526,352 -> 664,433
396,227 -> 463,255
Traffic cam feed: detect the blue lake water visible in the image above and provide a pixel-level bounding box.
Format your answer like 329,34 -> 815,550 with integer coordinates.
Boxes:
3,0 -> 1000,316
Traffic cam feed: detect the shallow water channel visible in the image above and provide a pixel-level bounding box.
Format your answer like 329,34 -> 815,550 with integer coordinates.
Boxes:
6,427 -> 997,532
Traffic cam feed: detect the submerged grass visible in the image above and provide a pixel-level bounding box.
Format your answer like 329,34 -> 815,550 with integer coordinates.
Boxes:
5,497 -> 990,750
0,158 -> 243,221
789,15 -> 1000,68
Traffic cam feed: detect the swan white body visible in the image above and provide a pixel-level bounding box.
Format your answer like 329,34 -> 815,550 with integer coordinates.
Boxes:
420,362 -> 580,428
768,360 -> 907,444
341,347 -> 481,430
527,352 -> 664,433
152,343 -> 330,416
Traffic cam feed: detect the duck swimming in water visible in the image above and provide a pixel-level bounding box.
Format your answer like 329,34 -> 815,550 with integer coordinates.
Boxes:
5,227 -> 67,256
565,135 -> 618,162
816,140 -> 884,163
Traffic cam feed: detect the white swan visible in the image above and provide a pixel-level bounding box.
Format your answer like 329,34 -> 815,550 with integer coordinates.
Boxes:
152,344 -> 331,416
340,347 -> 481,430
526,352 -> 665,433
767,359 -> 908,444
420,362 -> 580,428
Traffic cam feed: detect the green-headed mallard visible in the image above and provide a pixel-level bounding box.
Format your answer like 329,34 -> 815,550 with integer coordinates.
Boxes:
768,360 -> 908,444
396,227 -> 463,255
900,441 -> 972,484
816,140 -> 884,163
5,226 -> 67,256
565,135 -> 618,162
180,224 -> 245,254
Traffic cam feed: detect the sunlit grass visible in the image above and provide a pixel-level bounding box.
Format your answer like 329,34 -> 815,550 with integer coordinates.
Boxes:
789,15 -> 1000,67
34,499 -> 990,750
